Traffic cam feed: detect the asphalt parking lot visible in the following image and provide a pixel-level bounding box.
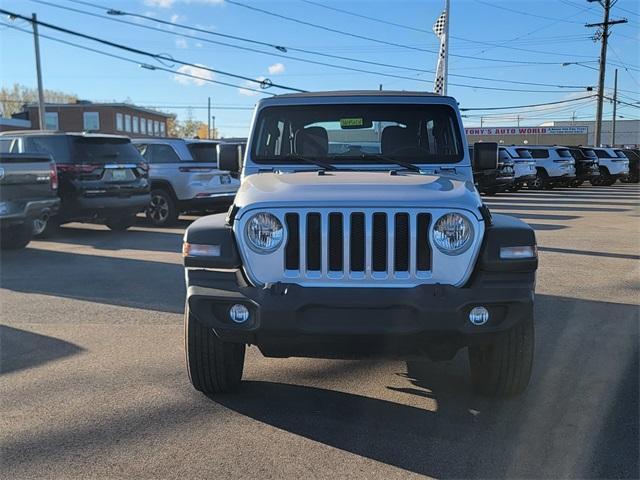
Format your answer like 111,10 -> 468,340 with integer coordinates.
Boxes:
1,184 -> 638,479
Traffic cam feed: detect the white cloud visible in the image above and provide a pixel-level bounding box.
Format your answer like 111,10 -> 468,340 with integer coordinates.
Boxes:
175,37 -> 188,49
195,42 -> 203,48
268,63 -> 285,75
170,13 -> 181,23
238,76 -> 265,96
174,64 -> 214,86
144,0 -> 174,7
144,0 -> 223,6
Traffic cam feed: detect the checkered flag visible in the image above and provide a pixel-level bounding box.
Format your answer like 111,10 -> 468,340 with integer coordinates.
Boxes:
433,9 -> 447,95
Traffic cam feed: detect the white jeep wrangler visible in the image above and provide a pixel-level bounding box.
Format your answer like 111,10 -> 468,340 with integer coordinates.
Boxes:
182,91 -> 538,397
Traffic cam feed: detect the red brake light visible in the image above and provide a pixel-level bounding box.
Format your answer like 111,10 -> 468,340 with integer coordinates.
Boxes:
179,166 -> 214,172
50,163 -> 58,190
55,163 -> 101,174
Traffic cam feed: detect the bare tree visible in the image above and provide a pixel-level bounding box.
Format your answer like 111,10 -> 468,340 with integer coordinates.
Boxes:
0,83 -> 78,117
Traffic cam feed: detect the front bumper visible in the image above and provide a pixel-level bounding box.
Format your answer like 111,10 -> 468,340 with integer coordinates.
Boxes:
186,269 -> 535,358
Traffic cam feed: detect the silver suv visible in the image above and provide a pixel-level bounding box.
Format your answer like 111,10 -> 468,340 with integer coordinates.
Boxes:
515,145 -> 576,189
181,91 -> 538,397
133,138 -> 239,226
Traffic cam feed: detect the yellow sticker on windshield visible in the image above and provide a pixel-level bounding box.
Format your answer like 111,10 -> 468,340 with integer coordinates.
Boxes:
340,118 -> 364,128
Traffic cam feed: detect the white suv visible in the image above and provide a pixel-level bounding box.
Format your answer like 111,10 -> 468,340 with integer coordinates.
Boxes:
515,146 -> 576,189
133,138 -> 240,226
590,147 -> 630,186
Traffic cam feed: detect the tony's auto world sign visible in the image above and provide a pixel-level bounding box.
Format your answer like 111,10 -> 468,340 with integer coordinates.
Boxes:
465,126 -> 588,135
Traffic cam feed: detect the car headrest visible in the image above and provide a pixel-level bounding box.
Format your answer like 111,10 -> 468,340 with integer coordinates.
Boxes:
295,126 -> 328,157
381,126 -> 416,155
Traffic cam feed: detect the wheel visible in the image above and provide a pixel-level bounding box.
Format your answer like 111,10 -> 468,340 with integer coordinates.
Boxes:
601,177 -> 617,186
468,315 -> 534,397
528,171 -> 546,190
32,216 -> 60,237
0,223 -> 33,250
105,215 -> 136,231
146,189 -> 178,227
590,176 -> 603,186
569,179 -> 583,188
184,305 -> 245,394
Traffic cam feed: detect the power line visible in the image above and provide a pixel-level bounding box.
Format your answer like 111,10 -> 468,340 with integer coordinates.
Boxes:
1,23 -> 272,96
52,0 -> 597,90
29,0 -> 594,93
461,95 -> 597,111
223,0 -> 568,65
0,8 -> 307,93
474,0 -> 584,24
299,0 -> 431,34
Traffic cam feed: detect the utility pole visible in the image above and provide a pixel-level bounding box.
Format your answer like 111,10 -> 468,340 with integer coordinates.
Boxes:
207,97 -> 211,140
480,117 -> 484,128
211,116 -> 216,139
572,111 -> 576,125
31,14 -> 46,131
612,68 -> 618,146
586,0 -> 627,146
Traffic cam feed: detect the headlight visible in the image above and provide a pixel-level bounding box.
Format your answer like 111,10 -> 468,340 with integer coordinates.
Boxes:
433,213 -> 474,255
245,212 -> 284,253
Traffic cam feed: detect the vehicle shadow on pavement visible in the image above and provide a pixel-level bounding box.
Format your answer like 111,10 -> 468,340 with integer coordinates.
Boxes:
214,294 -> 639,479
0,249 -> 185,314
0,325 -> 84,375
41,226 -> 183,254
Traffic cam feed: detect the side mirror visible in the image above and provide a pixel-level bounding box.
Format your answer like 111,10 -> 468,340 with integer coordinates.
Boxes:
218,144 -> 242,173
472,142 -> 498,171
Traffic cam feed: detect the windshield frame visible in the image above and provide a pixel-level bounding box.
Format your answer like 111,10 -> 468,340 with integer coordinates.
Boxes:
249,103 -> 465,166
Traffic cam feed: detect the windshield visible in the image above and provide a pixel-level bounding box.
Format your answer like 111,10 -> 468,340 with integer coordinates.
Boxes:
251,104 -> 464,165
187,143 -> 218,163
71,137 -> 142,164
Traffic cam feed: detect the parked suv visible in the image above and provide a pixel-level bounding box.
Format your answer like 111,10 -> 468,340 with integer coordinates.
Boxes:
619,149 -> 639,183
133,138 -> 240,226
590,147 -> 630,186
0,131 -> 150,231
502,146 -> 537,191
182,91 -> 538,397
515,145 -> 576,189
469,145 -> 515,195
566,146 -> 600,187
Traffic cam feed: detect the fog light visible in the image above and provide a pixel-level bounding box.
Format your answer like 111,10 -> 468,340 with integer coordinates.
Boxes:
229,304 -> 250,323
469,306 -> 489,326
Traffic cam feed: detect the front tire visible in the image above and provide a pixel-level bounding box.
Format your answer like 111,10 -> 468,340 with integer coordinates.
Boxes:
468,315 -> 534,397
185,306 -> 245,394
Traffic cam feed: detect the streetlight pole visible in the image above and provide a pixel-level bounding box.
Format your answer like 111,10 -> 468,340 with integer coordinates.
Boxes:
31,13 -> 46,130
612,68 -> 618,146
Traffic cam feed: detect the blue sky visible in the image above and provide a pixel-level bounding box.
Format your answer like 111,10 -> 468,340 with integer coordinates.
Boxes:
1,0 -> 638,137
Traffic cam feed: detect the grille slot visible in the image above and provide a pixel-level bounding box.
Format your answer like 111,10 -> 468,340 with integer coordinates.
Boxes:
394,213 -> 410,272
328,213 -> 343,271
417,213 -> 432,271
372,213 -> 387,272
350,213 -> 365,272
285,213 -> 299,270
306,213 -> 321,271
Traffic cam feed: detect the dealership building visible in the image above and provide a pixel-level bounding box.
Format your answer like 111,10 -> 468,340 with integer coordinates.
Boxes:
465,120 -> 639,148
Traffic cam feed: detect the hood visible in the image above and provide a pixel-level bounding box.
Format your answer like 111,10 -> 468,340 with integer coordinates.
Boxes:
235,170 -> 482,218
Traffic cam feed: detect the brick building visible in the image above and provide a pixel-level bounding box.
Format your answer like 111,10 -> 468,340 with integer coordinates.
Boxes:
12,101 -> 174,137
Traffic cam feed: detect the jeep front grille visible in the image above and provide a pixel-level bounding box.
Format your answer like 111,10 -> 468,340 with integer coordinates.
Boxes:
283,210 -> 432,280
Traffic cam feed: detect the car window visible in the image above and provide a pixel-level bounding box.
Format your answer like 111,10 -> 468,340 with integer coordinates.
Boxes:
594,149 -> 613,159
148,144 -> 180,164
134,143 -> 148,157
0,138 -> 16,153
70,137 -> 142,164
556,148 -> 573,158
23,136 -> 71,163
581,148 -> 597,159
514,148 -> 533,159
187,143 -> 218,163
528,149 -> 549,159
498,149 -> 511,161
614,150 -> 628,158
252,103 -> 464,164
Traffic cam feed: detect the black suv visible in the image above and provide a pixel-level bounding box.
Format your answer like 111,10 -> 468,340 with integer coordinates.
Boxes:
0,131 -> 150,232
469,145 -> 515,195
620,149 -> 639,183
567,146 -> 600,187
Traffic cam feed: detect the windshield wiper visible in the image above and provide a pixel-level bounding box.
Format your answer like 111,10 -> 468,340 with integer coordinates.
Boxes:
335,154 -> 422,173
281,153 -> 338,171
